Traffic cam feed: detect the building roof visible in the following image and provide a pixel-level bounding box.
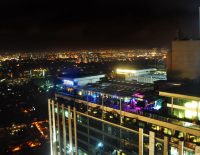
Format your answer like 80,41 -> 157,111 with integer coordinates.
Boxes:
115,65 -> 156,71
80,80 -> 154,97
159,84 -> 200,100
58,66 -> 105,79
58,74 -> 105,79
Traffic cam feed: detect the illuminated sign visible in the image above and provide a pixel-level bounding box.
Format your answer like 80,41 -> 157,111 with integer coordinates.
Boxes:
63,80 -> 74,86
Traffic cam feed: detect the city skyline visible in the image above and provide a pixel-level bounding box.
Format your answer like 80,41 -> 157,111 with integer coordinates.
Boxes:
1,1 -> 200,155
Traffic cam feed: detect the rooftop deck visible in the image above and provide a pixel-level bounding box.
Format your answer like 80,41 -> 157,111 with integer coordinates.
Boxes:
55,91 -> 200,136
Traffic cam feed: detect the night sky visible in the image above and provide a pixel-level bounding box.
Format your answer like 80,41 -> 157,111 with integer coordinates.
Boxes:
0,0 -> 200,50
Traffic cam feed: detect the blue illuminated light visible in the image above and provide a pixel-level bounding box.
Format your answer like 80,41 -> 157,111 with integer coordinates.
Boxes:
97,142 -> 103,148
131,98 -> 136,102
153,99 -> 162,110
153,105 -> 162,110
92,94 -> 97,98
113,95 -> 118,99
63,80 -> 74,86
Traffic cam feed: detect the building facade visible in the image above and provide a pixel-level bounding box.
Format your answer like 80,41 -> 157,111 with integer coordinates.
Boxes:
48,80 -> 200,155
115,68 -> 166,84
168,40 -> 200,80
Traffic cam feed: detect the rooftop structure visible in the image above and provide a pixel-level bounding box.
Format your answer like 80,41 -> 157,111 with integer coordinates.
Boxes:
58,74 -> 105,87
115,68 -> 166,83
116,68 -> 156,76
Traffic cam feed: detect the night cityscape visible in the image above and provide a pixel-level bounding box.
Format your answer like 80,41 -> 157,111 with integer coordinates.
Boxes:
0,1 -> 200,155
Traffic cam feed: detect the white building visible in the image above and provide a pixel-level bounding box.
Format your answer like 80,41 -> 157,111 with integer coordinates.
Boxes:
58,74 -> 105,87
116,68 -> 166,83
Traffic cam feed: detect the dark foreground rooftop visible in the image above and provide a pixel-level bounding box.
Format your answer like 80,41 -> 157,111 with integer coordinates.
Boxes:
160,83 -> 200,98
81,80 -> 154,97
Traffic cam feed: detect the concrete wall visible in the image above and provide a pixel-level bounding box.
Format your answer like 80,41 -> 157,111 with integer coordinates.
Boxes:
169,40 -> 200,80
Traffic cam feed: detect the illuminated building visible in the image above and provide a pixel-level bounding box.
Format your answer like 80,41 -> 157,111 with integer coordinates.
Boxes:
30,68 -> 48,78
58,74 -> 105,87
48,77 -> 200,155
115,68 -> 166,83
159,85 -> 200,122
116,68 -> 156,76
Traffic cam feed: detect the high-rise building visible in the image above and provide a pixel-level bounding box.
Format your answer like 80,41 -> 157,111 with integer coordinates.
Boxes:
48,9 -> 200,154
168,40 -> 200,81
48,76 -> 200,155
